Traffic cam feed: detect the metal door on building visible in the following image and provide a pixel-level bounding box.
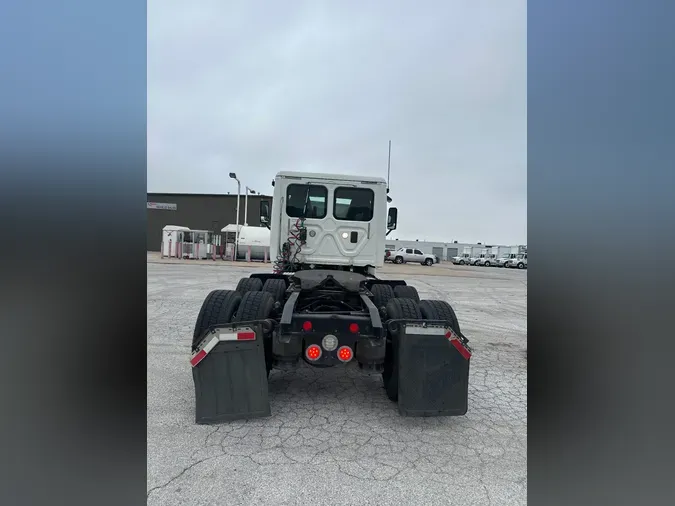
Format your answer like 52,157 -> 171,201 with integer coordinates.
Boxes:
447,247 -> 458,259
432,247 -> 444,262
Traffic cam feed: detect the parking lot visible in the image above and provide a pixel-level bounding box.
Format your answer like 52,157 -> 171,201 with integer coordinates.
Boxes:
147,258 -> 527,505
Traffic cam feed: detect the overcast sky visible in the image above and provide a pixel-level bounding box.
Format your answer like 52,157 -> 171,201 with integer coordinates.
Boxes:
148,0 -> 526,245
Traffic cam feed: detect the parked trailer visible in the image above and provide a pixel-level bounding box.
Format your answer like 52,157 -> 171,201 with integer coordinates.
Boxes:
190,170 -> 472,423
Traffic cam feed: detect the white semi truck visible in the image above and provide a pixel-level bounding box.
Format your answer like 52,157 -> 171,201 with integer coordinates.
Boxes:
189,170 -> 472,423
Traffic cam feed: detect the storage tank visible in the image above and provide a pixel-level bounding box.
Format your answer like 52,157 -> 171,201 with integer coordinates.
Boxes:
221,225 -> 270,261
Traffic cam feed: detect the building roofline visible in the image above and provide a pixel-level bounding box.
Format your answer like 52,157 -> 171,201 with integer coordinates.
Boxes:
147,193 -> 273,198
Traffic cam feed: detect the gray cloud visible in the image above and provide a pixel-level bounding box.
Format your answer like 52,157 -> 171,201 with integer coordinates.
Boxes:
148,0 -> 526,244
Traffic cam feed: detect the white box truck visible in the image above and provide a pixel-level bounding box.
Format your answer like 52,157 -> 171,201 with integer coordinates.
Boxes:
452,247 -> 473,265
506,245 -> 527,269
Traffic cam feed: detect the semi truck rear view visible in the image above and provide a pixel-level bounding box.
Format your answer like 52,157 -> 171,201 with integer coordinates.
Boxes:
190,171 -> 472,423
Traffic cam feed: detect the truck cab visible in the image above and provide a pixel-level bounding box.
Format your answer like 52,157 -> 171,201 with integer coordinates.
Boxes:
469,248 -> 488,266
262,171 -> 396,275
496,253 -> 515,267
475,248 -> 497,267
452,247 -> 473,265
507,252 -> 528,269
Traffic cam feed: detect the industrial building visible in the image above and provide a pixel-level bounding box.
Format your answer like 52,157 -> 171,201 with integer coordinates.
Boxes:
147,193 -> 515,261
147,193 -> 271,251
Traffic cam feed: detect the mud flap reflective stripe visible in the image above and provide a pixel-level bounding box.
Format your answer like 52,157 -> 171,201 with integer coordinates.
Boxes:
395,321 -> 471,417
190,328 -> 257,367
191,324 -> 270,423
404,324 -> 473,360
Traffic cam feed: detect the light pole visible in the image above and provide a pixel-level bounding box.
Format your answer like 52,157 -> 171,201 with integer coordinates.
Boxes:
244,187 -> 256,226
229,172 -> 240,261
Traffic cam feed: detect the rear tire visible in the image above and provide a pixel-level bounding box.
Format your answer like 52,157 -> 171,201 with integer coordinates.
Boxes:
517,262 -> 525,269
232,291 -> 276,375
262,278 -> 286,302
371,283 -> 395,309
418,299 -> 461,334
484,261 -> 490,267
459,260 -> 465,265
394,285 -> 420,302
394,256 -> 404,264
192,290 -> 242,351
235,277 -> 263,293
383,297 -> 422,402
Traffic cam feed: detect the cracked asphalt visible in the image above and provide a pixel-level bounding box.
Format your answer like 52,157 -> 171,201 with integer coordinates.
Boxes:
147,259 -> 527,505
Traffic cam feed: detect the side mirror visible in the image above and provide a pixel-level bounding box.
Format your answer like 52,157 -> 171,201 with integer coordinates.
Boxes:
260,200 -> 271,226
387,207 -> 398,230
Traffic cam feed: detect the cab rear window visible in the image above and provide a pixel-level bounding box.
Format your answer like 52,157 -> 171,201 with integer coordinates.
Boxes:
333,187 -> 374,222
286,184 -> 328,218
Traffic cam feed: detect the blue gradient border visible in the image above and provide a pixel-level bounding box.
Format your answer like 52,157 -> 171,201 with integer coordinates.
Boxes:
528,1 -> 675,505
0,1 -> 147,505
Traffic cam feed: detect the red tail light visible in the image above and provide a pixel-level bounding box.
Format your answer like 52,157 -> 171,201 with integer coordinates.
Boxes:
337,346 -> 353,363
348,323 -> 359,334
306,344 -> 322,361
302,321 -> 312,331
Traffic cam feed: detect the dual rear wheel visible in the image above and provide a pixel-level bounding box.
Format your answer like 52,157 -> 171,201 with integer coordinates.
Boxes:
193,276 -> 288,375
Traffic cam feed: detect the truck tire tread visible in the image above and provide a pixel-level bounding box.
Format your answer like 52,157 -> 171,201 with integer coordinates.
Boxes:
418,299 -> 461,335
192,290 -> 242,350
262,278 -> 287,302
236,277 -> 263,293
394,285 -> 420,303
371,284 -> 395,309
232,291 -> 276,375
233,291 -> 276,323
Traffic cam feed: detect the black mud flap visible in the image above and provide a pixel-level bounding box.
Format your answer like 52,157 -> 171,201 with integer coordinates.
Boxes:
190,322 -> 271,424
392,320 -> 472,417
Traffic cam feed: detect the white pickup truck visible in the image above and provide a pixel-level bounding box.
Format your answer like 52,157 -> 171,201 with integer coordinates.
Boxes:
391,247 -> 436,266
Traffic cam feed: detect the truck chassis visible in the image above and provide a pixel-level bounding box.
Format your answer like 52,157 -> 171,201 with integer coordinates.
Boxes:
191,269 -> 472,423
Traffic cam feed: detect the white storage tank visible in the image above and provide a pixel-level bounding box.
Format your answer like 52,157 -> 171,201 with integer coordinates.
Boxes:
162,225 -> 190,257
221,225 -> 270,260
